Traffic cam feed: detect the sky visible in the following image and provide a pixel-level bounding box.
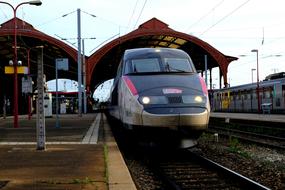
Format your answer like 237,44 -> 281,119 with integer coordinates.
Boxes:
1,0 -> 285,99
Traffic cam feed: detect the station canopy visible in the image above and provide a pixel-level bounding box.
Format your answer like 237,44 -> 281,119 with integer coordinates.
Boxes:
0,17 -> 237,97
87,18 -> 237,91
0,18 -> 78,86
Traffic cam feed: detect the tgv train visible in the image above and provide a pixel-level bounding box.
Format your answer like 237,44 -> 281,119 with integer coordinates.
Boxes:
211,72 -> 285,113
108,48 -> 210,147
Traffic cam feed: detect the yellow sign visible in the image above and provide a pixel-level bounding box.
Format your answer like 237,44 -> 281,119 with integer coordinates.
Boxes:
5,66 -> 29,74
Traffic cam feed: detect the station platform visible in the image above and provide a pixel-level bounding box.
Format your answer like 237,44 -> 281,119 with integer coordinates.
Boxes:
210,112 -> 285,123
0,113 -> 136,190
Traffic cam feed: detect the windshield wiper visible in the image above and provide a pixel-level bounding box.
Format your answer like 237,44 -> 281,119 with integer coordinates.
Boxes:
133,64 -> 138,73
165,62 -> 189,73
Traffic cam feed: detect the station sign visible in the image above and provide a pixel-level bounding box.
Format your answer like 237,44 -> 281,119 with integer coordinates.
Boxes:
5,66 -> 29,74
55,58 -> 69,71
22,76 -> 33,94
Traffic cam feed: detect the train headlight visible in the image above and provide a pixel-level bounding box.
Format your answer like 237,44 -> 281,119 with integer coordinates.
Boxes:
142,97 -> 150,104
182,95 -> 206,104
194,96 -> 203,103
139,96 -> 168,105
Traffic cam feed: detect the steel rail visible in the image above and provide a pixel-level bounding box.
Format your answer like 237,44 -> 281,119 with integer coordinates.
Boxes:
188,150 -> 271,190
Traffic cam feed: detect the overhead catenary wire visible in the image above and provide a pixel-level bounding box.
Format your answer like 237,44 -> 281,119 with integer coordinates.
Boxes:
35,10 -> 77,27
199,0 -> 251,36
127,0 -> 139,29
89,33 -> 120,53
229,52 -> 284,69
186,0 -> 225,32
133,0 -> 148,29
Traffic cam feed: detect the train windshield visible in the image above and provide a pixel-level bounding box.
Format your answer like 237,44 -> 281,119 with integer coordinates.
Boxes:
164,58 -> 192,72
125,57 -> 193,74
131,58 -> 161,73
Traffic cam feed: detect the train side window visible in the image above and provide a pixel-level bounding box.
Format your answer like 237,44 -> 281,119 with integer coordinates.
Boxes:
243,91 -> 247,100
230,92 -> 233,101
123,60 -> 131,74
252,90 -> 257,99
276,98 -> 281,107
263,88 -> 271,99
113,63 -> 122,85
247,91 -> 251,100
233,91 -> 236,100
111,61 -> 123,106
237,91 -> 241,100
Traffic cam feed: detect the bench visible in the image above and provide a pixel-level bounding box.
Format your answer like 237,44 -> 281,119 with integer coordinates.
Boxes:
261,103 -> 272,114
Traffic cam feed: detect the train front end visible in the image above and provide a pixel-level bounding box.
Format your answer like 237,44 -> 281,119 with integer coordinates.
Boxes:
119,48 -> 210,147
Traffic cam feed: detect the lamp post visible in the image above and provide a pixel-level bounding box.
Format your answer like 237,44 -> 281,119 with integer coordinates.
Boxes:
251,49 -> 260,113
251,68 -> 256,83
0,0 -> 42,128
23,46 -> 43,120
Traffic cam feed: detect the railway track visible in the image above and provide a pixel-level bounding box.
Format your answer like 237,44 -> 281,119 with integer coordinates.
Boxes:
147,149 -> 270,190
107,115 -> 273,189
114,134 -> 271,189
209,117 -> 285,138
209,125 -> 285,150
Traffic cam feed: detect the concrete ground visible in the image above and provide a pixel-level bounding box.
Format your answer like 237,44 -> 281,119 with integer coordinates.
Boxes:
0,113 -> 136,190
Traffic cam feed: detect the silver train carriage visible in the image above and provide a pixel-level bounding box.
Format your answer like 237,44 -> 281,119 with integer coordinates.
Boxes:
211,75 -> 285,113
108,48 -> 210,146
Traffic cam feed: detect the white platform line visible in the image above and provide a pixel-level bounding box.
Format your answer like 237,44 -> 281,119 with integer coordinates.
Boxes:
0,114 -> 102,146
82,114 -> 101,144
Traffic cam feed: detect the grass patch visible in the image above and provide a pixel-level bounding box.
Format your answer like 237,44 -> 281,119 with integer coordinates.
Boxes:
39,177 -> 97,185
228,137 -> 250,158
72,177 -> 95,185
199,132 -> 215,143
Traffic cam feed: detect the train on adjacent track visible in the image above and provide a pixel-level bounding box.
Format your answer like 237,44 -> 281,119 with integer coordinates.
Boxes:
107,48 -> 210,148
210,72 -> 285,113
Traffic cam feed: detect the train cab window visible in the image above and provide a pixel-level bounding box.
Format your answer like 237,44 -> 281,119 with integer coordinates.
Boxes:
164,58 -> 193,72
130,58 -> 161,73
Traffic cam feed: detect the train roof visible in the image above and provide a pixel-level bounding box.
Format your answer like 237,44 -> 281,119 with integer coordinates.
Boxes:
124,48 -> 190,60
214,77 -> 285,92
264,72 -> 285,81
